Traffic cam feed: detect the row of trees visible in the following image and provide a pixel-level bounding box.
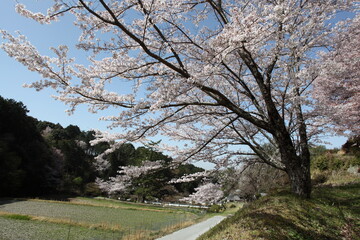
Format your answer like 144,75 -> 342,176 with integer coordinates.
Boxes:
0,96 -> 204,200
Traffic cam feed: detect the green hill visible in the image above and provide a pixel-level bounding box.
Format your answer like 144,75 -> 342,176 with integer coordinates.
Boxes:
199,144 -> 360,240
199,180 -> 359,240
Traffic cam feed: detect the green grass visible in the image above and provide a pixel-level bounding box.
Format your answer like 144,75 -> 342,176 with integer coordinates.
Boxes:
0,217 -> 117,240
198,180 -> 360,240
0,198 -> 199,240
2,213 -> 31,221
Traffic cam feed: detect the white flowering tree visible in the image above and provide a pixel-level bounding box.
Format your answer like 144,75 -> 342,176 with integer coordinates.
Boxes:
1,0 -> 358,198
96,160 -> 163,196
313,14 -> 360,135
181,182 -> 223,205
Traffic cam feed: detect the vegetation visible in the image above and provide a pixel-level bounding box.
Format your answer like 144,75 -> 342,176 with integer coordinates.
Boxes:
0,197 -> 200,240
198,143 -> 360,240
3,1 -> 359,199
217,163 -> 289,201
2,214 -> 32,221
310,143 -> 360,186
0,217 -> 117,240
0,1 -> 359,238
199,181 -> 359,240
0,96 -> 57,196
0,95 -> 204,200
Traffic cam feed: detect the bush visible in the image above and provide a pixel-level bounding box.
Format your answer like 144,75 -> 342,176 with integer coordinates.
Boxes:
208,204 -> 223,213
229,204 -> 237,208
312,151 -> 360,172
311,171 -> 328,186
349,156 -> 360,167
311,153 -> 344,171
72,177 -> 83,186
84,182 -> 102,197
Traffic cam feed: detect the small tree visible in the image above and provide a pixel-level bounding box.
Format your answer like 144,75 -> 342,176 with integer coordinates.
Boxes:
181,182 -> 223,205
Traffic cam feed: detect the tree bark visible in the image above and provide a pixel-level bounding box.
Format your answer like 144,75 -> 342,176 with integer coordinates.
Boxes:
277,135 -> 312,198
285,156 -> 311,198
270,117 -> 312,198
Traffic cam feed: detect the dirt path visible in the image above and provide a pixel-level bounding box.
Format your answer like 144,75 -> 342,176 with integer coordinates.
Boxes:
157,216 -> 226,240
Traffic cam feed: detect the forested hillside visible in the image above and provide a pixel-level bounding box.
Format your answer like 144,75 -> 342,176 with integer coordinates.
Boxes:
0,96 -> 204,200
0,96 -> 56,196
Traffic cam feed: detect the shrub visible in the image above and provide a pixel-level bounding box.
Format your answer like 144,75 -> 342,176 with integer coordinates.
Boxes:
311,171 -> 328,186
208,204 -> 223,213
311,153 -> 344,171
84,182 -> 102,196
349,156 -> 360,167
72,177 -> 83,186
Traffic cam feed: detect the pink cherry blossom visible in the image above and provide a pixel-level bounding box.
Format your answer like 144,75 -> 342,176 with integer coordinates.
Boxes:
181,182 -> 223,205
313,14 -> 360,135
1,1 -> 358,198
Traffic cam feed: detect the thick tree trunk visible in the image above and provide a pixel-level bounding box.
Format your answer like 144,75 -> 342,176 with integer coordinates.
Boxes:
285,157 -> 312,198
273,123 -> 312,198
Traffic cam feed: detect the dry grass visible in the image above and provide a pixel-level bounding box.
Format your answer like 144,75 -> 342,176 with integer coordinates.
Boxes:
28,198 -> 174,213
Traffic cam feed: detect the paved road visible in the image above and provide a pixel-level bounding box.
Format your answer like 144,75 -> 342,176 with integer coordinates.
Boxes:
157,216 -> 226,240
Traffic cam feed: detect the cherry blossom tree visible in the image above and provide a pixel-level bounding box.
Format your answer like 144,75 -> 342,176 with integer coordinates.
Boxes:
180,182 -> 223,205
313,13 -> 360,135
96,160 -> 163,195
1,0 -> 358,198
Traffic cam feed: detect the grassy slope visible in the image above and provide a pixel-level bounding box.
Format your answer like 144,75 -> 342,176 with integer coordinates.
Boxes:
199,180 -> 360,240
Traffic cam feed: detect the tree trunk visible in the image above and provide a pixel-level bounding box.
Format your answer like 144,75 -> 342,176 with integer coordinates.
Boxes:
285,157 -> 312,198
274,124 -> 312,198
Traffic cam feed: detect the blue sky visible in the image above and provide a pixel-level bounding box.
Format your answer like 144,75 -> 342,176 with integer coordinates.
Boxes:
0,0 -> 348,149
0,0 -> 112,131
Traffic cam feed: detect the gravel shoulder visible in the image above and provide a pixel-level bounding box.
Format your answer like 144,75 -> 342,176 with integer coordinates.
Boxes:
157,215 -> 226,240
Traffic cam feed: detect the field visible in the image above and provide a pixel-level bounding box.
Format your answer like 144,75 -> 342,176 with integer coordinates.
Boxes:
0,197 -> 201,240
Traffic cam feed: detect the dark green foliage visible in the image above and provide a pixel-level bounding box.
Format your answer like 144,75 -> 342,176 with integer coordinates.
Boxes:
0,141 -> 25,195
172,164 -> 205,194
0,95 -> 99,196
0,96 -> 58,196
100,143 -> 136,179
36,121 -> 98,195
342,135 -> 360,156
